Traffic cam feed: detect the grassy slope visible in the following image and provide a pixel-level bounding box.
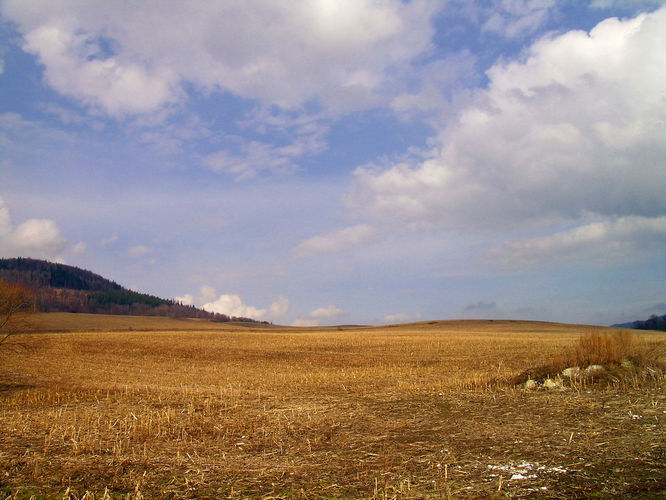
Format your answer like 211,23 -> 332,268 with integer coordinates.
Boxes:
26,312 -> 278,333
1,316 -> 664,498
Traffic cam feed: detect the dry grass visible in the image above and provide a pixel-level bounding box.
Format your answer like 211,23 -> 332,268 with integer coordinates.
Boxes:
0,315 -> 665,498
561,330 -> 660,368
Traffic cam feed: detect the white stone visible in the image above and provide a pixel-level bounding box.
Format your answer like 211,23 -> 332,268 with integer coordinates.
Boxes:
525,379 -> 538,390
584,365 -> 605,377
561,367 -> 581,378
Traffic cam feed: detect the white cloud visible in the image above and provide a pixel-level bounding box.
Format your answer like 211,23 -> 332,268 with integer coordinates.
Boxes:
0,196 -> 68,259
175,285 -> 221,307
71,241 -> 87,255
291,318 -> 320,327
489,216 -> 666,268
201,292 -> 289,322
0,198 -> 10,236
22,24 -> 176,117
100,232 -> 118,246
293,304 -> 347,326
9,219 -> 66,256
268,296 -> 290,320
203,294 -> 267,319
127,245 -> 153,258
294,224 -> 377,257
351,8 -> 666,230
481,0 -> 556,39
2,0 -> 438,117
174,293 -> 195,306
591,0 -> 665,9
309,305 -> 346,320
383,313 -> 413,324
198,285 -> 218,304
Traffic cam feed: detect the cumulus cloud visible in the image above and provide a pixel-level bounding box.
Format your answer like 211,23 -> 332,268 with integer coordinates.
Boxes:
351,8 -> 666,230
267,296 -> 290,320
294,224 -> 377,257
203,294 -> 267,320
1,0 -> 438,117
201,291 -> 289,322
0,196 -> 68,258
489,216 -> 666,268
293,304 -> 347,326
174,293 -> 195,306
175,285 -> 219,307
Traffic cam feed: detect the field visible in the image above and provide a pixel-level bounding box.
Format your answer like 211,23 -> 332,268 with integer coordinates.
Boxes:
1,314 -> 665,499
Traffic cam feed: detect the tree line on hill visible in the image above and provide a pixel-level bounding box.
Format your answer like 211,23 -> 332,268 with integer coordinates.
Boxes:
614,313 -> 666,332
629,314 -> 666,332
0,258 -> 259,322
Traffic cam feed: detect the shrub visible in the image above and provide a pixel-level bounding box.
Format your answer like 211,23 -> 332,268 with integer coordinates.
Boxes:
557,330 -> 659,369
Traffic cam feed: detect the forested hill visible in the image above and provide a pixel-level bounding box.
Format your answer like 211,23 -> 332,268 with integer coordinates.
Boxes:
0,257 -> 123,292
0,258 -> 256,322
614,313 -> 666,332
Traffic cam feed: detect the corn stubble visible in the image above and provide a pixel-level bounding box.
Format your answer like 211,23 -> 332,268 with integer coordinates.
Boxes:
0,318 -> 664,498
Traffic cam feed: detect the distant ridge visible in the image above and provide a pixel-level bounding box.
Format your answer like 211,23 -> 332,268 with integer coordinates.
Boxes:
0,257 -> 259,323
612,313 -> 666,332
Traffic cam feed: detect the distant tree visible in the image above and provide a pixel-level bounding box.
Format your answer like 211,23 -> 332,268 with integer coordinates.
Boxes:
0,278 -> 35,347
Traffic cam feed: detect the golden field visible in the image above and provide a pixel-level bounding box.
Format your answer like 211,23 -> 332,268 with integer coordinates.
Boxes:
1,314 -> 664,498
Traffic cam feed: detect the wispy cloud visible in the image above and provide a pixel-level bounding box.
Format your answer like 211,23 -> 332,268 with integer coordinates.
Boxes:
127,245 -> 153,258
294,224 -> 377,257
100,232 -> 118,247
489,216 -> 666,268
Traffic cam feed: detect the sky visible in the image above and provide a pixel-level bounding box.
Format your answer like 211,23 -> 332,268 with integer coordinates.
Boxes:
1,0 -> 665,327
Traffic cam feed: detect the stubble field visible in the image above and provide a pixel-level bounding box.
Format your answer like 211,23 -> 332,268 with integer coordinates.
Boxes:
1,314 -> 664,498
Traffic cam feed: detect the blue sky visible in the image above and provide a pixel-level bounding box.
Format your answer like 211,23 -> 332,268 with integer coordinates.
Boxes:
1,0 -> 665,326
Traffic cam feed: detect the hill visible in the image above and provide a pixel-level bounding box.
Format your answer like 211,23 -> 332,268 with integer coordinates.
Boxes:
613,313 -> 666,332
0,258 -> 258,322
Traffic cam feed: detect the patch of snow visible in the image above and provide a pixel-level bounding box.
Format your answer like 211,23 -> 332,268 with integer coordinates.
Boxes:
487,461 -> 568,481
510,473 -> 537,480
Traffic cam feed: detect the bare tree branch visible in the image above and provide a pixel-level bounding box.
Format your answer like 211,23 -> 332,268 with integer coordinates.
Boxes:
0,279 -> 35,347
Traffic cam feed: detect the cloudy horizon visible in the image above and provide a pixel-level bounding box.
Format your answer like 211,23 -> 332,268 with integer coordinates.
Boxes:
1,1 -> 665,326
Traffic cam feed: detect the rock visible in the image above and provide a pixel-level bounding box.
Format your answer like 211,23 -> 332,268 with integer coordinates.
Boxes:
584,365 -> 605,377
525,379 -> 538,390
621,359 -> 633,369
561,367 -> 581,378
542,378 -> 560,389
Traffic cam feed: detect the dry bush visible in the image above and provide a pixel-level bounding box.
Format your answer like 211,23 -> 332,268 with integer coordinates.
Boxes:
0,279 -> 35,349
514,330 -> 664,385
558,330 -> 659,369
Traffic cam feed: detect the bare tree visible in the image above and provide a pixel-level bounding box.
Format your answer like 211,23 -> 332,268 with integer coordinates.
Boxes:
0,279 -> 35,347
